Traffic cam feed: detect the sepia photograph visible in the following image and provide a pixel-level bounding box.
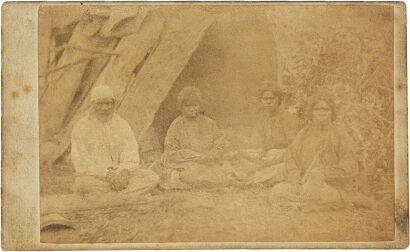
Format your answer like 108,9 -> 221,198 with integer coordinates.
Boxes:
1,1 -> 408,249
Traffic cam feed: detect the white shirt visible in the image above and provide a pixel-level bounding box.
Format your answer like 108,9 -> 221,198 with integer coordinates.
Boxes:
71,113 -> 140,177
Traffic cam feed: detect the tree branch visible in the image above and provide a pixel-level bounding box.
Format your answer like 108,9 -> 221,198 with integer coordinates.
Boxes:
59,44 -> 120,56
374,84 -> 394,93
357,103 -> 393,125
39,54 -> 108,78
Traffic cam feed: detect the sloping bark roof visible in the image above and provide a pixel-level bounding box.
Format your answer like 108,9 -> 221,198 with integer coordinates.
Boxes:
39,7 -> 214,165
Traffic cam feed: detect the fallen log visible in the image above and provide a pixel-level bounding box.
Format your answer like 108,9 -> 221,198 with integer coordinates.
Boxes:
40,193 -> 163,216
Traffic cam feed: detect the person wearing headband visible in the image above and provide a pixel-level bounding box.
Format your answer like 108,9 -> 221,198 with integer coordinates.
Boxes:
71,85 -> 159,196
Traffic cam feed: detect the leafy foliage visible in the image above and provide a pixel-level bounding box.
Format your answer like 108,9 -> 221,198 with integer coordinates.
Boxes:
277,20 -> 394,196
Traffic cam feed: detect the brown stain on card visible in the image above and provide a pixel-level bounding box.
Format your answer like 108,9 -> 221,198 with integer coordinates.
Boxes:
22,84 -> 32,94
10,85 -> 31,100
11,91 -> 19,99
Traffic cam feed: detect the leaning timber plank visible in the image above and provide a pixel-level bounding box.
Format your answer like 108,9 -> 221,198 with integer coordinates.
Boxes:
60,9 -> 151,122
45,11 -> 159,164
94,10 -> 162,99
99,6 -> 147,37
39,18 -> 120,166
47,19 -> 105,81
39,54 -> 116,166
41,7 -> 153,137
39,62 -> 89,140
39,18 -> 109,139
118,9 -> 214,139
60,53 -> 116,127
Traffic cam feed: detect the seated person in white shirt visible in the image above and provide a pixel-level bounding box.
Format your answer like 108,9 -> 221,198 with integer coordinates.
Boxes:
40,86 -> 159,230
71,85 -> 159,195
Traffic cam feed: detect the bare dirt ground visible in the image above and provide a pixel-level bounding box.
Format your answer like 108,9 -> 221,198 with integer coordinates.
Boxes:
41,186 -> 395,243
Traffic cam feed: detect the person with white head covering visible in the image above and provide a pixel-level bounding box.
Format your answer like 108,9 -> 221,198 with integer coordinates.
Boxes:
40,86 -> 160,231
71,85 -> 159,195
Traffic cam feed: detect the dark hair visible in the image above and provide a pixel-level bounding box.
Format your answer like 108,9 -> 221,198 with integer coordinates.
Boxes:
176,86 -> 202,111
305,93 -> 337,121
258,82 -> 285,105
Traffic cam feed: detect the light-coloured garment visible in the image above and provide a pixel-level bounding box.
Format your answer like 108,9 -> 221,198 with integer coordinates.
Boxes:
250,109 -> 300,151
270,123 -> 359,210
164,115 -> 224,157
71,113 -> 140,177
230,109 -> 301,185
71,113 -> 158,194
41,113 -> 160,222
284,123 -> 358,180
158,115 -> 230,189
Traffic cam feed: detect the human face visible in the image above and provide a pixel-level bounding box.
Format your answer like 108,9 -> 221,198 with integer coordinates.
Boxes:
182,102 -> 200,118
93,98 -> 115,119
261,91 -> 280,109
312,100 -> 332,124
